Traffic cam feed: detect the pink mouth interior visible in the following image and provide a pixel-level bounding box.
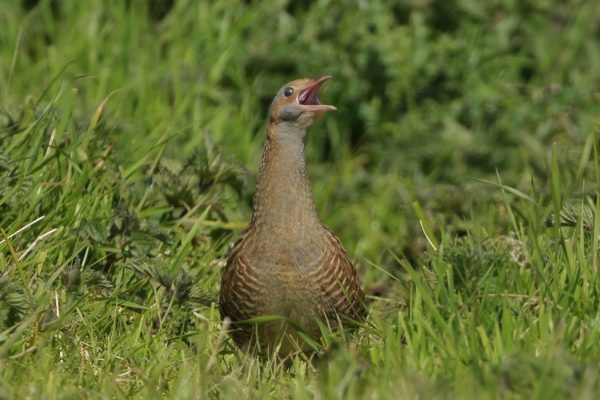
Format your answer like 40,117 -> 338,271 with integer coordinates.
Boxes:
298,86 -> 321,106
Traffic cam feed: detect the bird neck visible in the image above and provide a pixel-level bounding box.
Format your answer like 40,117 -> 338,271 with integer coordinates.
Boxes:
251,123 -> 320,233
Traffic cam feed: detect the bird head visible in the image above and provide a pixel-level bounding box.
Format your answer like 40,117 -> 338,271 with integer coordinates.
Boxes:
269,76 -> 337,133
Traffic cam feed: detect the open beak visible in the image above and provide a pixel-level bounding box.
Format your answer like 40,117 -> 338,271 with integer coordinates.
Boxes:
297,76 -> 337,112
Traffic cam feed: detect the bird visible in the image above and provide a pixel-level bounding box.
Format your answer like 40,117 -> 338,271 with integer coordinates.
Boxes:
219,76 -> 366,360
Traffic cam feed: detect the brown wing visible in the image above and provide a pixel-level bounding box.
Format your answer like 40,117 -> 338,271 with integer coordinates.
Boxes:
219,236 -> 264,347
309,224 -> 367,324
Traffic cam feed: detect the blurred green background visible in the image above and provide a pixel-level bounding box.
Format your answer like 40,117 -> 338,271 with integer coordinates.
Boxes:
2,0 -> 600,398
3,0 -> 599,271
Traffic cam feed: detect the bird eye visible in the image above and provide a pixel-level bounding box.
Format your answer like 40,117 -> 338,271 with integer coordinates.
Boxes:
283,87 -> 294,97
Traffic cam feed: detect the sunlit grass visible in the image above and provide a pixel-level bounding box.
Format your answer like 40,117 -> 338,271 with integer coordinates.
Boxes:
1,1 -> 600,398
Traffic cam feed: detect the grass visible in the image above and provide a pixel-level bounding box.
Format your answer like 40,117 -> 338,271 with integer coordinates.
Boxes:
1,0 -> 600,398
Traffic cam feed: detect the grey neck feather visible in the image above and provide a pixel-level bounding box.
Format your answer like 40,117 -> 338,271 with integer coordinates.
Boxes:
251,123 -> 320,235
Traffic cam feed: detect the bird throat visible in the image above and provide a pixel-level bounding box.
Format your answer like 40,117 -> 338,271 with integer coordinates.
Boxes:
251,125 -> 321,240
